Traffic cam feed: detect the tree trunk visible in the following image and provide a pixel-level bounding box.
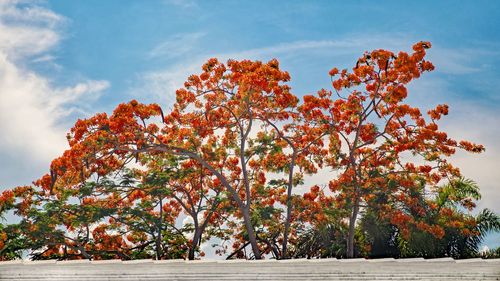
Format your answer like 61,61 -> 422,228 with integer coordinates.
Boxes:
281,151 -> 296,259
156,197 -> 163,260
188,232 -> 198,261
188,228 -> 200,260
237,115 -> 261,259
242,207 -> 261,259
346,199 -> 359,258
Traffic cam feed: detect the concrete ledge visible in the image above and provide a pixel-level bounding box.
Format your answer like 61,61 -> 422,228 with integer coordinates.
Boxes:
153,259 -> 185,264
367,258 -> 396,262
55,259 -> 90,264
396,257 -> 426,262
123,259 -> 154,264
217,259 -> 244,263
424,257 -> 455,262
23,260 -> 57,265
0,259 -> 497,281
277,258 -> 309,263
455,258 -> 484,263
0,260 -> 23,266
248,259 -> 277,263
90,259 -> 123,264
340,258 -> 366,262
186,259 -> 218,264
308,258 -> 339,262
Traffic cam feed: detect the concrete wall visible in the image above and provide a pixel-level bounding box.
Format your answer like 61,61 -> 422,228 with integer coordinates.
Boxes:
1,258 -> 499,280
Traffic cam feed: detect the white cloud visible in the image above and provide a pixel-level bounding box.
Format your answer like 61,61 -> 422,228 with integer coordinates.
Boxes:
31,54 -> 56,63
428,48 -> 480,75
0,0 -> 62,25
0,1 -> 109,186
163,0 -> 198,9
406,72 -> 500,215
135,36 -> 409,107
133,61 -> 199,108
0,0 -> 62,60
443,104 -> 500,214
149,32 -> 205,59
141,34 -> 493,107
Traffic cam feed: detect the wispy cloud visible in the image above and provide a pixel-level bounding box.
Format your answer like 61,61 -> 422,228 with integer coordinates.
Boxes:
31,54 -> 56,63
0,0 -> 63,59
0,1 -> 109,186
137,33 -> 500,105
428,48 -> 482,75
149,32 -> 205,59
163,0 -> 198,9
134,35 -> 413,106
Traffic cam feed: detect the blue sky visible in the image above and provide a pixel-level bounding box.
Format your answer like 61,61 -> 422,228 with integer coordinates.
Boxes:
0,0 -> 499,249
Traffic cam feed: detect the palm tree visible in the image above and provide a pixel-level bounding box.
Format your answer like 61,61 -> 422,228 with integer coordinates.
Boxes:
360,177 -> 500,258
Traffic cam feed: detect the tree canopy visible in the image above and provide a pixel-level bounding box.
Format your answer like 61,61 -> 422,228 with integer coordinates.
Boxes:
0,42 -> 498,261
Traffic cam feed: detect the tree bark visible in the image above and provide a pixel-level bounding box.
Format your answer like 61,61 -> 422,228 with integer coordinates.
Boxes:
281,151 -> 296,259
155,197 -> 163,260
188,228 -> 200,260
242,206 -> 261,259
346,199 -> 359,258
236,113 -> 262,259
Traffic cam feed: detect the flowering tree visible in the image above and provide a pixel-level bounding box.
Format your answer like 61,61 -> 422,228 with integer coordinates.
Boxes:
138,154 -> 228,260
0,42 -> 493,261
320,42 -> 485,257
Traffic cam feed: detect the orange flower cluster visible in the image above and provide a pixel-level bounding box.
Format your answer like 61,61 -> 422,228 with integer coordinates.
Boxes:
0,190 -> 14,209
0,232 -> 7,252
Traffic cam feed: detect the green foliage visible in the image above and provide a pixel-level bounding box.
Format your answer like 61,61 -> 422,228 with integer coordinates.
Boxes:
360,210 -> 400,258
292,222 -> 347,259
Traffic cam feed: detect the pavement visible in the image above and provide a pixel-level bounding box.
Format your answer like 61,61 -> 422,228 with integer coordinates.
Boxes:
0,258 -> 499,280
